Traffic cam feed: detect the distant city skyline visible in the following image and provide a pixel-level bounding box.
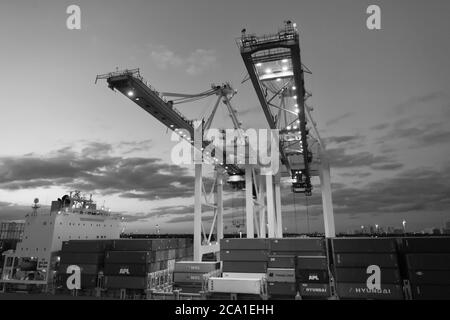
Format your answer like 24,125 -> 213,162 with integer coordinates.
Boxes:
1,0 -> 450,234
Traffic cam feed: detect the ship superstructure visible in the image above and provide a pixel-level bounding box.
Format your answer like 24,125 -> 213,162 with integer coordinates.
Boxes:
0,192 -> 122,289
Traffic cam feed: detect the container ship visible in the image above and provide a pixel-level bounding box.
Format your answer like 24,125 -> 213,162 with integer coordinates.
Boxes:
0,191 -> 123,291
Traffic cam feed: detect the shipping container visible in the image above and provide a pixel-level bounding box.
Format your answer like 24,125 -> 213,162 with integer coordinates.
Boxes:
408,269 -> 450,285
173,284 -> 203,294
220,250 -> 268,262
113,239 -> 167,251
208,277 -> 262,295
296,256 -> 328,270
411,285 -> 450,300
104,276 -> 147,290
299,283 -> 330,297
334,267 -> 401,284
332,238 -> 396,253
173,272 -> 205,284
104,263 -> 150,276
222,261 -> 267,273
270,251 -> 325,257
222,273 -> 266,279
267,282 -> 297,296
57,274 -> 98,289
267,268 -> 296,283
270,238 -> 325,252
105,251 -> 151,264
336,283 -> 404,300
401,237 -> 450,253
296,270 -> 330,284
61,240 -> 113,253
334,253 -> 398,268
406,254 -> 450,270
268,255 -> 296,269
58,263 -> 100,275
220,238 -> 269,250
174,261 -> 220,273
59,252 -> 105,265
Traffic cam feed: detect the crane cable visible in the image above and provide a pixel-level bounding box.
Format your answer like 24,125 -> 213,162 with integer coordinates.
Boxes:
292,192 -> 298,235
305,194 -> 311,235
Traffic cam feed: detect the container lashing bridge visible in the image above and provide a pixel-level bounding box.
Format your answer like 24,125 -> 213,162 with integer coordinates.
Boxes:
96,21 -> 335,262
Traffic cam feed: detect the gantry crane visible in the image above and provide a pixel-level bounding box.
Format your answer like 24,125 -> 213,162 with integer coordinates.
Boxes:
237,21 -> 335,238
96,21 -> 336,261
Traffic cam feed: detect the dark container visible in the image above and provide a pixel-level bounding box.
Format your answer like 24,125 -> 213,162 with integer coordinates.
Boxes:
406,254 -> 450,270
401,237 -> 450,253
299,283 -> 330,297
408,269 -> 450,285
104,276 -> 147,290
296,256 -> 328,270
220,238 -> 269,250
174,261 -> 220,273
59,252 -> 104,265
332,238 -> 396,253
105,251 -> 151,264
267,282 -> 297,296
296,270 -> 330,284
270,251 -> 325,257
113,239 -> 166,251
173,284 -> 203,294
222,261 -> 267,273
104,263 -> 150,276
268,255 -> 296,269
334,267 -> 401,284
57,274 -> 98,289
61,240 -> 113,253
334,253 -> 398,268
58,264 -> 100,275
336,283 -> 404,300
270,238 -> 325,252
220,250 -> 268,262
411,285 -> 450,300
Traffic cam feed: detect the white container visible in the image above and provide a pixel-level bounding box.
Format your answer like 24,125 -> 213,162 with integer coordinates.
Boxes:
222,272 -> 266,280
208,277 -> 262,294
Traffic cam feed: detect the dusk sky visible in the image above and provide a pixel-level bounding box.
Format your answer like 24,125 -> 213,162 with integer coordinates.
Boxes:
1,0 -> 449,234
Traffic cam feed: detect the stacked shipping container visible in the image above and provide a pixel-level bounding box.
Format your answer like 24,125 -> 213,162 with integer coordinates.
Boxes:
401,237 -> 450,300
332,238 -> 404,300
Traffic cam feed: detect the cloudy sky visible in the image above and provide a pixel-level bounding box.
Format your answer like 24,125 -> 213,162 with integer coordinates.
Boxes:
0,0 -> 449,234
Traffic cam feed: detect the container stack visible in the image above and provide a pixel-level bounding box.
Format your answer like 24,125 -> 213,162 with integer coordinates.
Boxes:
402,237 -> 450,300
220,238 -> 269,278
173,261 -> 221,294
103,239 -> 192,295
270,238 -> 329,299
56,240 -> 113,292
332,238 -> 404,300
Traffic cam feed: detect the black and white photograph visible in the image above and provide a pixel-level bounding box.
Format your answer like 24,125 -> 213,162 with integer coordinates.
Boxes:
0,0 -> 449,308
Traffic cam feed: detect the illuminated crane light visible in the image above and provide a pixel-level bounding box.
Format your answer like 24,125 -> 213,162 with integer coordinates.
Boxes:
256,63 -> 262,67
292,86 -> 296,90
276,78 -> 282,82
127,91 -> 134,97
293,95 -> 297,99
287,126 -> 291,130
282,59 -> 288,63
265,68 -> 272,74
282,66 -> 288,72
135,98 -> 140,101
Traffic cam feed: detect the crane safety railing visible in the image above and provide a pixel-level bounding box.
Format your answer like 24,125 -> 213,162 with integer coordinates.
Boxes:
96,68 -> 192,126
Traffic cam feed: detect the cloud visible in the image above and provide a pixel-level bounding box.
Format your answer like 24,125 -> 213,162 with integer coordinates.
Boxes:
0,142 -> 196,201
325,112 -> 354,126
150,45 -> 217,76
326,147 -> 403,170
